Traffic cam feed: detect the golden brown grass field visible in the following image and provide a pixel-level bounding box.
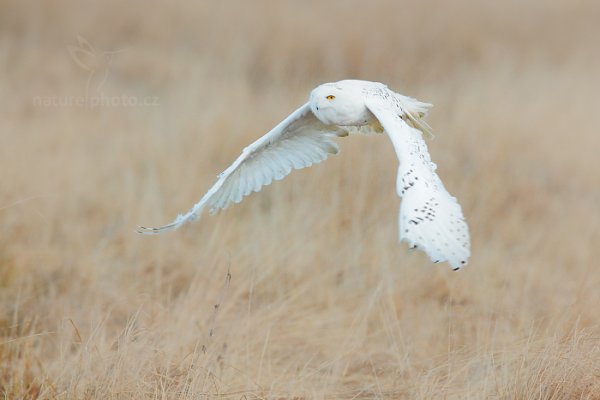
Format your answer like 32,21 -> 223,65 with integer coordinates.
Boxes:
1,0 -> 600,398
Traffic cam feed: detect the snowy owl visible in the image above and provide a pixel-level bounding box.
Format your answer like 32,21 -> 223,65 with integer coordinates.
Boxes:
138,80 -> 470,270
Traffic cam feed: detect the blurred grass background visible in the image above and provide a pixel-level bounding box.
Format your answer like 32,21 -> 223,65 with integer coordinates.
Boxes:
1,0 -> 600,398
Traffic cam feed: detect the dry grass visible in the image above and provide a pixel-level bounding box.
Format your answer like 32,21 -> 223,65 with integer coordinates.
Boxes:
1,0 -> 600,398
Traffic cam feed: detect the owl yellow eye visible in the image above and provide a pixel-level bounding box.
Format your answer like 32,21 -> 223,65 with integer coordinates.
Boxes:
326,95 -> 335,100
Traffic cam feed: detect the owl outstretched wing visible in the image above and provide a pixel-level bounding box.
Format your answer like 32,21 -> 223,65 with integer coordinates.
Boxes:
365,99 -> 470,270
138,103 -> 345,234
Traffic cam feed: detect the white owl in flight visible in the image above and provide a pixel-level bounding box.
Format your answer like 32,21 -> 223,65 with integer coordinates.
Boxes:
138,80 -> 470,270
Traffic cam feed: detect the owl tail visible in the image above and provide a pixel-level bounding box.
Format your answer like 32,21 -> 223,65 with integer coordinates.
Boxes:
395,94 -> 435,139
406,113 -> 435,140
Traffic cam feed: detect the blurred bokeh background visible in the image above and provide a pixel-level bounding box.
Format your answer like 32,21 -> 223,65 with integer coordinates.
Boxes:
1,0 -> 599,398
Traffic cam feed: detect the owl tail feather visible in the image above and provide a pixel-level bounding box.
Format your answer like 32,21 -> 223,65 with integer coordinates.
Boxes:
406,114 -> 435,140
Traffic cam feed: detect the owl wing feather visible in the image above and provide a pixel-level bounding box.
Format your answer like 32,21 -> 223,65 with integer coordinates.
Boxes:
137,103 -> 344,234
365,99 -> 470,270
